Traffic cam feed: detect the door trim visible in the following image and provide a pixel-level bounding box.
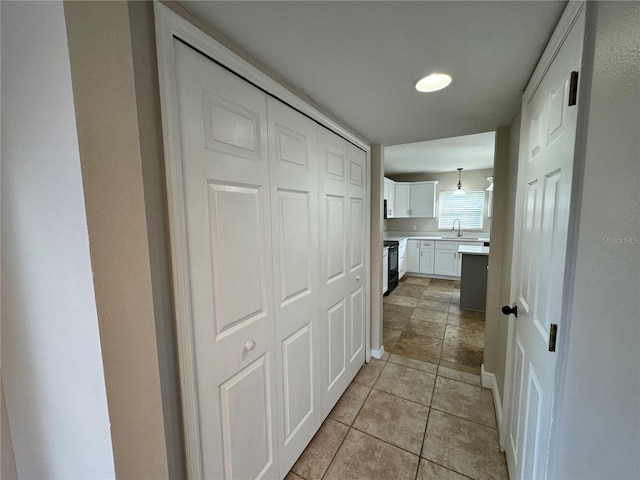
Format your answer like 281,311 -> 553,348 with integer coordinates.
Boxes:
154,4 -> 371,477
500,0 -> 585,455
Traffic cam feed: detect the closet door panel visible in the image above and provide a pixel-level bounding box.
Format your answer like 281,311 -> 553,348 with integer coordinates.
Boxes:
347,145 -> 367,371
327,299 -> 347,388
174,40 -> 277,480
267,98 -> 321,476
219,355 -> 274,480
319,128 -> 366,414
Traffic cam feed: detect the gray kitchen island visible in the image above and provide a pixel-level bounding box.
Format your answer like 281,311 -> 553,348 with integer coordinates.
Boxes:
458,245 -> 490,312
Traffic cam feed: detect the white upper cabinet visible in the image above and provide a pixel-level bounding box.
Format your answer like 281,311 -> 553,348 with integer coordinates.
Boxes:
383,177 -> 395,218
409,182 -> 437,217
393,181 -> 437,218
394,183 -> 410,217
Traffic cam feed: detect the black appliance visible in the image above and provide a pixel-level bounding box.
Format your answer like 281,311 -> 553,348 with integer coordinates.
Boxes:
384,240 -> 399,295
383,199 -> 388,219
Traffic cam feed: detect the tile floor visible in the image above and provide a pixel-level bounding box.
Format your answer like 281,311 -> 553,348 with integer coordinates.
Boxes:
383,276 -> 485,374
286,276 -> 508,480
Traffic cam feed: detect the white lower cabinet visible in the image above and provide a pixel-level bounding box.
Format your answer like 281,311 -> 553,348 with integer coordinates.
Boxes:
393,237 -> 486,279
433,240 -> 485,277
398,239 -> 407,279
419,241 -> 435,274
434,249 -> 458,276
406,240 -> 420,272
434,241 -> 459,276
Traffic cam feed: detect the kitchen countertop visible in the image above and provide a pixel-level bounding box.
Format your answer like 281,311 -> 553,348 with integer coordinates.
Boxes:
384,232 -> 490,243
458,245 -> 490,256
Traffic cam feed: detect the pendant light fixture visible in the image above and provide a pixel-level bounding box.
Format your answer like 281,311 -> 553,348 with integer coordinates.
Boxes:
454,167 -> 466,195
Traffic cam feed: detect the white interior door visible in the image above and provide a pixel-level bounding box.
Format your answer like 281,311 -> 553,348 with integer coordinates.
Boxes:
504,9 -> 584,480
319,128 -> 367,415
266,97 -> 322,477
174,40 -> 278,479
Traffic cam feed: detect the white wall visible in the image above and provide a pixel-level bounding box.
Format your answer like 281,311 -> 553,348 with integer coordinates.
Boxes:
496,110 -> 520,398
370,145 -> 385,354
550,2 -> 640,478
482,125 -> 513,402
386,168 -> 494,234
0,1 -> 115,478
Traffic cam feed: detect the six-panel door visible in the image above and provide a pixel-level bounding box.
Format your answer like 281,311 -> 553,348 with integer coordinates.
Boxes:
266,98 -> 322,476
173,38 -> 368,480
505,10 -> 583,479
319,128 -> 367,415
174,41 -> 278,479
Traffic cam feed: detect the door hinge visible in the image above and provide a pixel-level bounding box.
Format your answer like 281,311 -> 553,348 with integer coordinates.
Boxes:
568,71 -> 579,106
549,324 -> 558,352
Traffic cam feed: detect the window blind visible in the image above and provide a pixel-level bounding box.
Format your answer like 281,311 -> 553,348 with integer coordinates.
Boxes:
438,190 -> 485,229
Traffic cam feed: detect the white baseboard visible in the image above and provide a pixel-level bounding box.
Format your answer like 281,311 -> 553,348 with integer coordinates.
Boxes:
371,346 -> 385,360
481,364 -> 503,431
480,363 -> 492,388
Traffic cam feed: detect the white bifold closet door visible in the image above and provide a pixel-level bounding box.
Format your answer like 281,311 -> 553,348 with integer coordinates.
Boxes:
173,37 -> 366,479
318,129 -> 367,414
174,40 -> 279,479
266,98 -> 322,476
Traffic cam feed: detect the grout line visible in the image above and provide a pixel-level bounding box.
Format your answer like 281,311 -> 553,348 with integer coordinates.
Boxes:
320,357 -> 386,480
349,424 -> 423,459
428,406 -> 500,432
425,459 -> 476,480
369,383 -> 432,409
317,419 -> 350,480
418,279 -> 446,469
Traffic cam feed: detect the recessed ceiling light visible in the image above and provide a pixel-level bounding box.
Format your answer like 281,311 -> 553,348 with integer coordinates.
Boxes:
415,73 -> 452,93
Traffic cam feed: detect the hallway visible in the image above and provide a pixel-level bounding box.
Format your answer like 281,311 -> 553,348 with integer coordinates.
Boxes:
286,276 -> 507,479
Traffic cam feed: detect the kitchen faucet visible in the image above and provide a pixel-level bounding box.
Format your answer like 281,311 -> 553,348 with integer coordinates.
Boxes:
452,219 -> 463,237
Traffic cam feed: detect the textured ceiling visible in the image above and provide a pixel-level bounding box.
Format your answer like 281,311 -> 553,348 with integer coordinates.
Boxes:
180,0 -> 565,171
385,132 -> 496,174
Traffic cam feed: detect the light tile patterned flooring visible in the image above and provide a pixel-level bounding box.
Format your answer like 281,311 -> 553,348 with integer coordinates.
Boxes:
287,276 -> 508,480
383,276 -> 485,373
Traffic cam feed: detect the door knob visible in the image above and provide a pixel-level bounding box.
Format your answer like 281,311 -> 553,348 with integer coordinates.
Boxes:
356,275 -> 361,281
243,340 -> 256,351
501,304 -> 518,317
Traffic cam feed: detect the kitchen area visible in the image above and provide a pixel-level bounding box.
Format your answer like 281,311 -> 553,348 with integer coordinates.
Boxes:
384,234 -> 490,311
383,133 -> 494,306
380,132 -> 495,370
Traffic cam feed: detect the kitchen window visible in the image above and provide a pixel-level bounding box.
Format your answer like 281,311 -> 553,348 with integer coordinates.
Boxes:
438,190 -> 485,229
